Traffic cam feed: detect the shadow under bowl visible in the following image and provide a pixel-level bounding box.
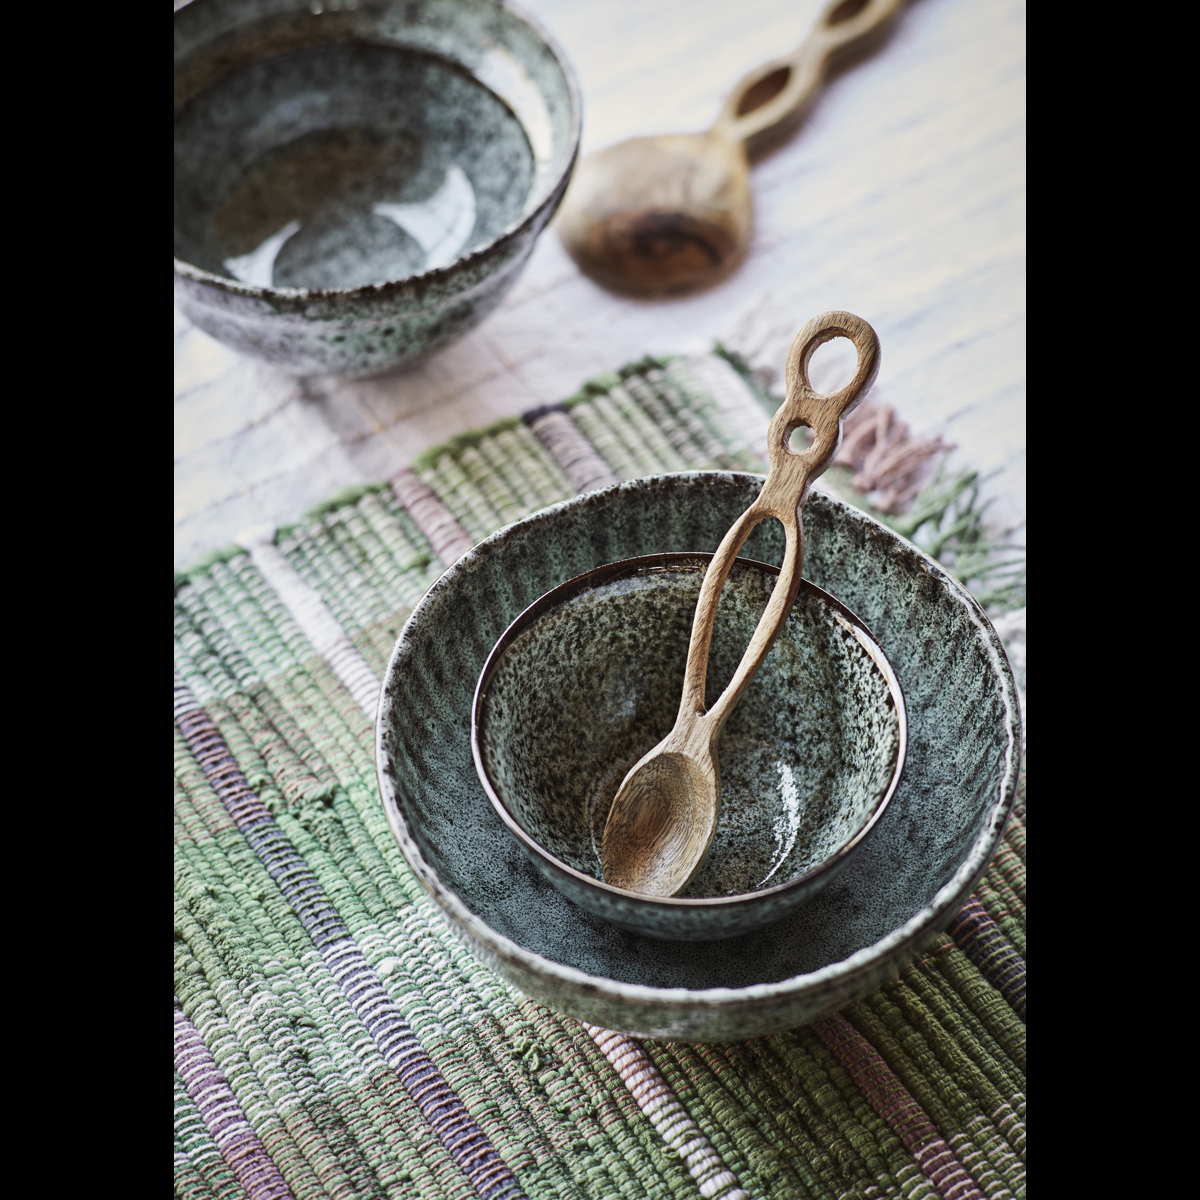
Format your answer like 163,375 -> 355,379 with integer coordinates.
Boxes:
376,473 -> 1023,1040
472,553 -> 906,940
174,0 -> 581,378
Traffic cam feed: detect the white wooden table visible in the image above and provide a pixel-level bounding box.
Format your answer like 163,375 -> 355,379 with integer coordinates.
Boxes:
175,0 -> 1025,571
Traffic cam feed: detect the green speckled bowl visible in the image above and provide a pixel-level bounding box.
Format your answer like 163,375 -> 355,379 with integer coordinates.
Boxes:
472,553 -> 906,940
376,473 -> 1022,1041
174,0 -> 580,378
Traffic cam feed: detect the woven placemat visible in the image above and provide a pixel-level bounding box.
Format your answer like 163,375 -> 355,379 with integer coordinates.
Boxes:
174,352 -> 1026,1200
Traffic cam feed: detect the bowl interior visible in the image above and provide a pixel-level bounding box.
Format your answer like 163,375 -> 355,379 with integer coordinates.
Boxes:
378,474 -> 1020,1000
476,556 -> 902,899
174,0 -> 578,289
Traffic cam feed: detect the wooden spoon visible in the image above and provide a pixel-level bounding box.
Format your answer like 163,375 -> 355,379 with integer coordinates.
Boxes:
556,0 -> 906,296
601,311 -> 881,896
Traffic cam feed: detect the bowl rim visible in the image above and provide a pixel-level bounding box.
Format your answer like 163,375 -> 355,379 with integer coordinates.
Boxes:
470,550 -> 908,911
172,0 -> 582,300
375,472 -> 1022,1020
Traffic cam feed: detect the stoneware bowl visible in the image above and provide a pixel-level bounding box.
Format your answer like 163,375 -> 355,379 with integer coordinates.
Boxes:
472,553 -> 906,940
376,473 -> 1023,1041
174,0 -> 581,378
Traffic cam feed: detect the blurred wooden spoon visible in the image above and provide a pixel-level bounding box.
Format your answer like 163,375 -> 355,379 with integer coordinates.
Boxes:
556,0 -> 906,296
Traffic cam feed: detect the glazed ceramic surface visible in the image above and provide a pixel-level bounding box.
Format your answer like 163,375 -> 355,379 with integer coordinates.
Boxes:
174,0 -> 580,377
473,554 -> 906,939
376,474 -> 1022,1041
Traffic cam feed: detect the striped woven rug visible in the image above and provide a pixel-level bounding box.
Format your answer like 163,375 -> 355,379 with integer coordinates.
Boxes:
174,352 -> 1026,1200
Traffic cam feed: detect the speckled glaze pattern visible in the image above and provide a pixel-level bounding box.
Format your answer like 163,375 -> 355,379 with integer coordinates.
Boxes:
376,474 -> 1022,1041
474,555 -> 904,939
174,0 -> 581,378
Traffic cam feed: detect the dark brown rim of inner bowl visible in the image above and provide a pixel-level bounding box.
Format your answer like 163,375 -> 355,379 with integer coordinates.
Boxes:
172,0 -> 582,299
471,552 -> 908,909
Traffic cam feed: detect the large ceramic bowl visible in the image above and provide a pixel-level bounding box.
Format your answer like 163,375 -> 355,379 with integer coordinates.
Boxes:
376,474 -> 1022,1041
472,553 -> 906,940
174,0 -> 581,378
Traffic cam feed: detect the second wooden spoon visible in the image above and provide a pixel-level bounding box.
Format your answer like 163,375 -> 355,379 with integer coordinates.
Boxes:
601,311 -> 881,896
556,0 -> 906,296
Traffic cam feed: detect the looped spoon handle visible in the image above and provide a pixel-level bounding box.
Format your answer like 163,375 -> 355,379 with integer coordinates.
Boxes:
601,311 -> 881,897
712,0 -> 907,150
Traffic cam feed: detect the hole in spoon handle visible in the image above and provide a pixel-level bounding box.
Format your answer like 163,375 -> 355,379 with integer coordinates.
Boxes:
677,506 -> 764,721
701,513 -> 804,733
714,0 -> 907,146
767,310 -> 881,477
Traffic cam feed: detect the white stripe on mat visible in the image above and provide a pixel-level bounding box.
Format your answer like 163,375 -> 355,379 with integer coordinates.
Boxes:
584,1026 -> 750,1200
677,354 -> 770,467
238,528 -> 381,718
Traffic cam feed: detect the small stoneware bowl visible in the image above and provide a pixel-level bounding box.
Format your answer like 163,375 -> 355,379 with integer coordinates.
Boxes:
174,0 -> 581,378
472,553 -> 906,940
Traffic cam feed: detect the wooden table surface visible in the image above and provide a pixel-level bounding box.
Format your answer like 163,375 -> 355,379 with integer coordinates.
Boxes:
174,0 -> 1025,571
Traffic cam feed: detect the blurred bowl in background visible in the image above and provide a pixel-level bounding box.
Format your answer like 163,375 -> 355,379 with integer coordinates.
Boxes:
174,0 -> 581,378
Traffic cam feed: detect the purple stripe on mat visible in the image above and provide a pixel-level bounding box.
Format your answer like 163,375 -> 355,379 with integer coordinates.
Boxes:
390,467 -> 475,565
174,999 -> 294,1200
946,898 -> 1027,1020
174,675 -> 526,1200
813,1013 -> 986,1200
524,406 -> 620,494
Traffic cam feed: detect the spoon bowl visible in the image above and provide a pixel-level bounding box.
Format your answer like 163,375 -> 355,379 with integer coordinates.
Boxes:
556,131 -> 751,295
600,750 -> 718,895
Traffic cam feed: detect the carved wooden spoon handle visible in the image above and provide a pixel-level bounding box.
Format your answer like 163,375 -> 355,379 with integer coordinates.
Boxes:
712,0 -> 907,146
677,312 -> 881,732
